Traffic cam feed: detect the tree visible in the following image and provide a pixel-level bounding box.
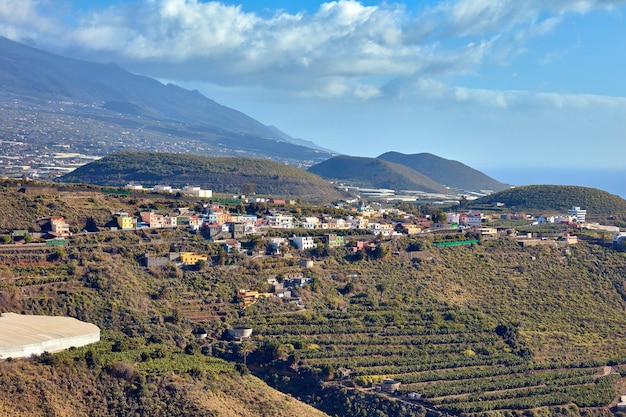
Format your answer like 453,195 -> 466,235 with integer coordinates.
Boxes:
431,210 -> 448,224
85,217 -> 99,232
237,341 -> 255,365
375,283 -> 387,301
241,183 -> 255,195
320,364 -> 335,381
249,234 -> 264,251
368,245 -> 389,260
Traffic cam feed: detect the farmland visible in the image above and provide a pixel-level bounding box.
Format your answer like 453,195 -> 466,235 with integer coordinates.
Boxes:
234,240 -> 626,416
1,190 -> 626,415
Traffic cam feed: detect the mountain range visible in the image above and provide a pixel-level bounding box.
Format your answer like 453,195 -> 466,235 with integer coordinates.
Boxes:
0,36 -> 332,166
2,36 -> 506,194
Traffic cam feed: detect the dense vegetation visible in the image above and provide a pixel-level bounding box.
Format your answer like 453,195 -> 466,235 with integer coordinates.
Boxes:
0,184 -> 116,232
308,155 -> 449,193
377,151 -> 509,192
57,151 -> 350,204
474,185 -> 626,216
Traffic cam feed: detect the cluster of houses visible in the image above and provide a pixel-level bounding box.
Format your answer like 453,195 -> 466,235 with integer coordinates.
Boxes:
5,200 -> 625,255
112,203 -> 435,238
125,184 -> 213,198
238,273 -> 312,308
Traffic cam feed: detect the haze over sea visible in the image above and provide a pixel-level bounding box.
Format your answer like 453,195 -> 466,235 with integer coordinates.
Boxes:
485,169 -> 626,200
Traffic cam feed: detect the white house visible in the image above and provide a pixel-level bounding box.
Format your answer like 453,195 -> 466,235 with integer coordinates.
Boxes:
242,215 -> 258,224
302,217 -> 321,229
460,211 -> 483,227
446,213 -> 460,224
292,236 -> 316,250
613,232 -> 626,248
267,237 -> 287,254
183,186 -> 212,198
154,185 -> 173,193
349,217 -> 369,229
267,213 -> 294,229
567,206 -> 587,223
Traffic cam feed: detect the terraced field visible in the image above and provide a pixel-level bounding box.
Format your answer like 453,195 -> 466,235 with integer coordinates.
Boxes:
240,240 -> 626,415
247,300 -> 620,414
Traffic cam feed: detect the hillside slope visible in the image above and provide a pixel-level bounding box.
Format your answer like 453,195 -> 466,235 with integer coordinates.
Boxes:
2,189 -> 626,415
378,151 -> 508,192
0,36 -> 331,165
57,151 -> 349,203
0,234 -> 330,417
308,155 -> 450,194
473,184 -> 626,215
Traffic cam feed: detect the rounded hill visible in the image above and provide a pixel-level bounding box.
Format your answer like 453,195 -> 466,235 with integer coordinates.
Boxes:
57,151 -> 349,203
378,151 -> 509,192
473,185 -> 626,215
308,155 -> 449,194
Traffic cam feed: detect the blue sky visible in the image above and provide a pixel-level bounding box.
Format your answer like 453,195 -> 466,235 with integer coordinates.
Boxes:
1,0 -> 625,178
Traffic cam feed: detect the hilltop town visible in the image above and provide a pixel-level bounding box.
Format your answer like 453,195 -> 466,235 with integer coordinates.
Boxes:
4,181 -> 616,251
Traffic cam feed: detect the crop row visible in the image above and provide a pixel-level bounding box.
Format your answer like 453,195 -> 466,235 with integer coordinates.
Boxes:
434,375 -> 598,404
297,342 -> 472,360
331,352 -> 526,376
273,331 -> 499,347
391,361 -> 601,384
414,368 -> 598,398
439,375 -> 619,413
256,323 -> 492,337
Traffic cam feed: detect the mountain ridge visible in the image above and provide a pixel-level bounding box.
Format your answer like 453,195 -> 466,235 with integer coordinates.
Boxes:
0,36 -> 332,165
473,184 -> 626,215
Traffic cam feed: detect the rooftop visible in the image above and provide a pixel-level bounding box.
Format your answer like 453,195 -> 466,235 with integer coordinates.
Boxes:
0,312 -> 100,358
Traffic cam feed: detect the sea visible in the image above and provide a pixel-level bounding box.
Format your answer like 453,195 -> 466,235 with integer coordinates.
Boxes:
483,168 -> 626,199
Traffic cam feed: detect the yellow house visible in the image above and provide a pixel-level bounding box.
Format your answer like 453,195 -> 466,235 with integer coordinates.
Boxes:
403,224 -> 421,235
117,216 -> 136,230
180,252 -> 209,266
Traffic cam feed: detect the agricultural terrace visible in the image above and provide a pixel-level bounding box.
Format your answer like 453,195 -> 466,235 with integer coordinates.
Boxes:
238,239 -> 626,415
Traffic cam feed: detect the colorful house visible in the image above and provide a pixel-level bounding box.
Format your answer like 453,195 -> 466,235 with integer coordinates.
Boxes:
50,216 -> 71,236
116,215 -> 137,230
180,252 -> 209,266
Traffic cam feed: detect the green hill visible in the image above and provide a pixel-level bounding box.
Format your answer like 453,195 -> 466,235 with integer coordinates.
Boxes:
57,151 -> 349,204
307,155 -> 449,194
473,184 -> 626,215
378,151 -> 509,192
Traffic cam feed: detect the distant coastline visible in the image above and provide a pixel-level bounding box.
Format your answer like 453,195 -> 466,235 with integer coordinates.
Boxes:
484,168 -> 626,199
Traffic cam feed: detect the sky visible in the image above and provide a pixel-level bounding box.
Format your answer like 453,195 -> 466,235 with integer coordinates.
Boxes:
1,0 -> 625,180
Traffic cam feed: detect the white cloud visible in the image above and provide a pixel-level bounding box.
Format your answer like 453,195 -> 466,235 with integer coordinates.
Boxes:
0,0 -> 66,39
394,74 -> 626,111
1,0 -> 625,102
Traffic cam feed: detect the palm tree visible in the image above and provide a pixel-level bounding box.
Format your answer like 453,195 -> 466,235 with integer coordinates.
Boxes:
237,341 -> 255,366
